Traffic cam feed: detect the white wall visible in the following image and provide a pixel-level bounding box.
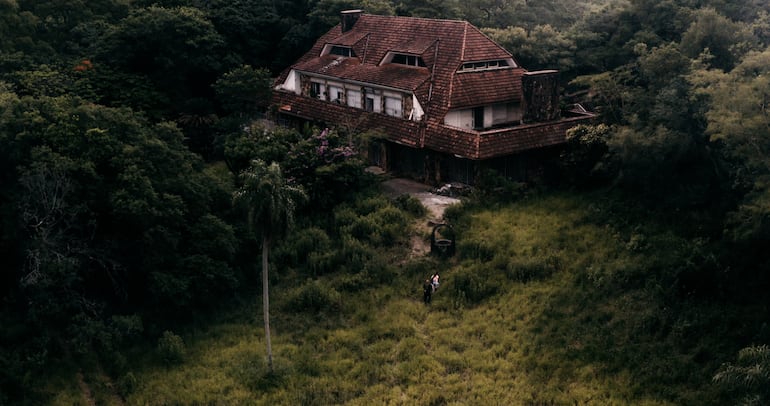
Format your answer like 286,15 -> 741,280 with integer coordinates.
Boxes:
277,70 -> 300,93
444,109 -> 474,129
444,103 -> 523,130
411,94 -> 425,121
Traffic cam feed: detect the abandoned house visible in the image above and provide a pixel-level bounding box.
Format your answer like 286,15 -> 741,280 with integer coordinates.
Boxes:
272,10 -> 595,184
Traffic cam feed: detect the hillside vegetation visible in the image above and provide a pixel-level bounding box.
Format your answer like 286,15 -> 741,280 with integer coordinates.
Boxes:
50,191 -> 760,404
3,0 -> 770,404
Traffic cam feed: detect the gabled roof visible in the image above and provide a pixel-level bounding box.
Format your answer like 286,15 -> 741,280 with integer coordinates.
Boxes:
293,55 -> 431,91
275,13 -> 522,113
450,68 -> 525,109
273,13 -> 596,161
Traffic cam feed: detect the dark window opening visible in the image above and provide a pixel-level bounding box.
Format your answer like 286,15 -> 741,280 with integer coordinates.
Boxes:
460,60 -> 511,72
330,46 -> 355,57
391,54 -> 426,67
473,107 -> 484,130
365,97 -> 374,112
310,82 -> 322,99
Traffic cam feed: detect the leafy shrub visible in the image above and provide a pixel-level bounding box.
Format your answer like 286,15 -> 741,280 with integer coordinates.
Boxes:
104,351 -> 128,376
292,346 -> 322,377
354,196 -> 390,215
339,235 -> 375,272
452,265 -> 499,305
394,193 -> 427,217
370,206 -> 411,242
442,202 -> 466,224
333,206 -> 358,229
361,256 -> 395,284
284,281 -> 342,313
276,226 -> 332,268
342,215 -> 381,242
472,167 -> 528,202
505,255 -> 561,283
559,124 -> 612,186
362,315 -> 416,343
117,372 -> 138,399
156,331 -> 185,365
458,236 -> 496,261
395,337 -> 425,362
229,352 -> 286,392
335,272 -> 368,293
290,376 -> 358,405
307,251 -> 338,277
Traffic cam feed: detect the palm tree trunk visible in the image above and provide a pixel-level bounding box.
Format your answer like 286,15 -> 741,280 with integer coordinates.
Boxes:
262,234 -> 273,372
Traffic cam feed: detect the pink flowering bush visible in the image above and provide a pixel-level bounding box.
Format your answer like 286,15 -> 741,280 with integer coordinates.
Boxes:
284,128 -> 371,211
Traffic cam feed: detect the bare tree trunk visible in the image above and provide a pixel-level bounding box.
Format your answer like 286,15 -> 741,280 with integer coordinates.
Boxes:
262,234 -> 273,372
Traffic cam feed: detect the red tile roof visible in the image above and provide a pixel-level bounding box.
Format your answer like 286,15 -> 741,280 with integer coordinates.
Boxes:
275,14 -> 519,113
293,55 -> 431,91
450,68 -> 525,109
273,14 -> 595,159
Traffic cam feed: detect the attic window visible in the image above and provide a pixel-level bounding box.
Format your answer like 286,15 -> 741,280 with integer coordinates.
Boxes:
382,52 -> 426,67
458,59 -> 512,72
328,45 -> 356,57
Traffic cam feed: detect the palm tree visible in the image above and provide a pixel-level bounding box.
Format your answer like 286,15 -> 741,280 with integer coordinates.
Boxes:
713,345 -> 770,405
233,159 -> 305,371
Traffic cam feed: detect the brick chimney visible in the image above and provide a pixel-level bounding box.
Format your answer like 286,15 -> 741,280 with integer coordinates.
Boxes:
522,70 -> 561,123
341,9 -> 363,33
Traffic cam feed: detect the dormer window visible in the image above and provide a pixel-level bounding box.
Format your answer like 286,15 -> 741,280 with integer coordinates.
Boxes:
382,52 -> 426,67
322,44 -> 356,57
457,59 -> 515,72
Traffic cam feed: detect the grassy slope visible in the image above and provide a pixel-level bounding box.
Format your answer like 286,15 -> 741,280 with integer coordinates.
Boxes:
59,191 -> 749,405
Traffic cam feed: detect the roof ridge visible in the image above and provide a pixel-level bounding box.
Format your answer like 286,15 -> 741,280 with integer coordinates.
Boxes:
360,13 -> 468,24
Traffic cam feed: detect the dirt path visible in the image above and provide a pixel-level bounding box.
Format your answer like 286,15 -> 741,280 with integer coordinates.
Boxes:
381,178 -> 460,257
76,371 -> 96,406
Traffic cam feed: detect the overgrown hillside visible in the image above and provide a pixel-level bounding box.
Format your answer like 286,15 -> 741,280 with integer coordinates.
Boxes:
4,0 -> 770,403
49,190 -> 762,404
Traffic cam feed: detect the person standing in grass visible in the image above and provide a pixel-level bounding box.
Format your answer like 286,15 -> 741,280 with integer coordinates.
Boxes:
423,279 -> 433,304
431,272 -> 440,292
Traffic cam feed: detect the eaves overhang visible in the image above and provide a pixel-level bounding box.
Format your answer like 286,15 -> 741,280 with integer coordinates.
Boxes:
292,68 -> 422,94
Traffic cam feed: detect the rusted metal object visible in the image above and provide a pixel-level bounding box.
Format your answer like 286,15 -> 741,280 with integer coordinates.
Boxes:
431,223 -> 455,257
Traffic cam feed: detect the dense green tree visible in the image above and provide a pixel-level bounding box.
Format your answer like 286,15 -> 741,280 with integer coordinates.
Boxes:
680,7 -> 757,71
690,48 -> 770,244
0,89 -> 241,394
233,160 -> 305,371
95,6 -> 226,117
484,24 -> 575,71
394,0 -> 459,19
213,65 -> 273,118
0,0 -> 45,71
202,0 -> 301,71
13,0 -> 129,60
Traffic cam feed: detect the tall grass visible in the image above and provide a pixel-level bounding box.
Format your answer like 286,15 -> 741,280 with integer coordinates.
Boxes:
55,190 -> 753,405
